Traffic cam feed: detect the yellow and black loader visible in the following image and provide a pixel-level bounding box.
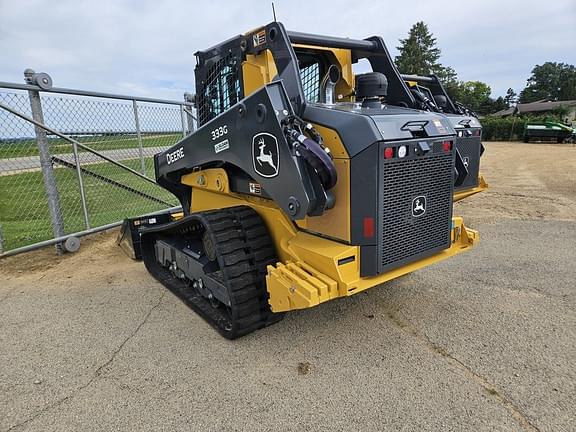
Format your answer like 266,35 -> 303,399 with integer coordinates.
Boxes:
401,73 -> 488,201
137,22 -> 479,338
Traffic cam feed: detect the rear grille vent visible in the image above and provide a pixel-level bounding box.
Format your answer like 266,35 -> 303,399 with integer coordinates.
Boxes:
379,151 -> 453,271
454,136 -> 481,190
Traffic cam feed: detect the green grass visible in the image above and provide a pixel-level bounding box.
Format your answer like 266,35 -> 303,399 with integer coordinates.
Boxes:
0,133 -> 183,159
0,158 -> 177,251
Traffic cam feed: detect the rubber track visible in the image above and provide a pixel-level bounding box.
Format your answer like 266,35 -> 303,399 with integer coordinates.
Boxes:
140,206 -> 282,339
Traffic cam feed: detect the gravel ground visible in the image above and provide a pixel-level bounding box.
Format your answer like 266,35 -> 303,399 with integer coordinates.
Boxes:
0,142 -> 575,431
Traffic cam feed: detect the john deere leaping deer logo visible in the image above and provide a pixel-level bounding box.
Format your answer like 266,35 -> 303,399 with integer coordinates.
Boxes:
412,196 -> 426,217
256,138 -> 276,170
252,132 -> 279,178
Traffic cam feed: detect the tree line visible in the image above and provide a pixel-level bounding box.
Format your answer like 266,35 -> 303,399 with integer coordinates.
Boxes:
394,22 -> 576,115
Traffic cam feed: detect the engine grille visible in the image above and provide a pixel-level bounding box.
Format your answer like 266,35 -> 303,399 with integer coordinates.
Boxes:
454,135 -> 481,190
379,147 -> 453,272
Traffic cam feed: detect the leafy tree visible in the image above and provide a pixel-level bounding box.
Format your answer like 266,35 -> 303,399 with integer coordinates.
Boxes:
487,96 -> 508,113
394,22 -> 510,115
519,62 -> 576,103
395,22 -> 452,79
437,66 -> 460,100
504,88 -> 518,107
451,81 -> 492,113
395,22 -> 464,103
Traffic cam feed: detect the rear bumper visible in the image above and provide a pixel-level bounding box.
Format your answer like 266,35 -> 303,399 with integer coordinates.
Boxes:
266,216 -> 478,312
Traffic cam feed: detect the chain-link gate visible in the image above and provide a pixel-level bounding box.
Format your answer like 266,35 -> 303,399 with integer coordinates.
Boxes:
0,70 -> 195,255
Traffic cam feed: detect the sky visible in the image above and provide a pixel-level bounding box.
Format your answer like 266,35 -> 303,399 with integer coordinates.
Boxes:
0,0 -> 575,102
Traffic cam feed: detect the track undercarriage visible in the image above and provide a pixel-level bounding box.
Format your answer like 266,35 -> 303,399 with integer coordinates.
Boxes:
141,206 -> 282,339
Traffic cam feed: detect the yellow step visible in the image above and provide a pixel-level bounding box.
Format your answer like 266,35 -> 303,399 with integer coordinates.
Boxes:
266,261 -> 338,312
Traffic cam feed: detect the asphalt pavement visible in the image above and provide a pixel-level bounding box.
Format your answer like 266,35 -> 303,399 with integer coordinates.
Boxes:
0,142 -> 574,431
0,219 -> 574,431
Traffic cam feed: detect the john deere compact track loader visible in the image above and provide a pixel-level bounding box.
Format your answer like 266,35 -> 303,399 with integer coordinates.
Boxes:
140,22 -> 479,339
401,74 -> 488,201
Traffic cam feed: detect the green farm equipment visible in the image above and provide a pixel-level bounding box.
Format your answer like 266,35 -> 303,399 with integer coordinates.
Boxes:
523,121 -> 573,143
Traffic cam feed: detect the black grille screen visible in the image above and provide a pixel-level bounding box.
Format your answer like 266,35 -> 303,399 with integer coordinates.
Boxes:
197,54 -> 241,126
454,136 -> 481,190
379,147 -> 453,271
299,62 -> 320,103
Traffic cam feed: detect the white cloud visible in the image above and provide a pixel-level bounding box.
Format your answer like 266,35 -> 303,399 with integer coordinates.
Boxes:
0,0 -> 574,99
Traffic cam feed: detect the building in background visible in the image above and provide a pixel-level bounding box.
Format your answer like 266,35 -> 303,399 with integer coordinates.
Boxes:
493,99 -> 576,125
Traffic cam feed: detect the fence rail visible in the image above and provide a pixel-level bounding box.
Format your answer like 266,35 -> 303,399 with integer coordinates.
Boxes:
0,70 -> 194,256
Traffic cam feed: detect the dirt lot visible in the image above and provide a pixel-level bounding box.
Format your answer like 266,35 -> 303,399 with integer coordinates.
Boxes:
1,142 -> 575,431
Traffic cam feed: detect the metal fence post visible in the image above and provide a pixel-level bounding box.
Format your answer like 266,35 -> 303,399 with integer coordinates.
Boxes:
25,70 -> 65,254
132,99 -> 146,174
71,141 -> 90,229
184,92 -> 195,133
180,104 -> 187,137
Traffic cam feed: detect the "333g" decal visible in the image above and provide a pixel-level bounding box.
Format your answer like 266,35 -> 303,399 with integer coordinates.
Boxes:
211,125 -> 228,141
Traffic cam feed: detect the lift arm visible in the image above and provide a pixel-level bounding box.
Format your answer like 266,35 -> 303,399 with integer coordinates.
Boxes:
154,82 -> 330,220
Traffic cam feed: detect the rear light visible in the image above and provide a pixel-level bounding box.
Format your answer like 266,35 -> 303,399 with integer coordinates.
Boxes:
384,147 -> 394,159
442,141 -> 452,152
474,129 -> 481,136
363,217 -> 375,238
397,145 -> 407,158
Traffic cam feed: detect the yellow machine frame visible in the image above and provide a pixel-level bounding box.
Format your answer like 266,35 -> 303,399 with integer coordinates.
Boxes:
182,169 -> 478,313
174,37 -> 479,313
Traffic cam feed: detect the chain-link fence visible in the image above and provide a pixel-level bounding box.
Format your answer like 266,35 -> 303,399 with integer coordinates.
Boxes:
0,70 -> 195,255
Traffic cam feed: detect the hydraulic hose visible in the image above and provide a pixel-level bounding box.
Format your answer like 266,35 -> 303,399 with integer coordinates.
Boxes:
287,129 -> 338,190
